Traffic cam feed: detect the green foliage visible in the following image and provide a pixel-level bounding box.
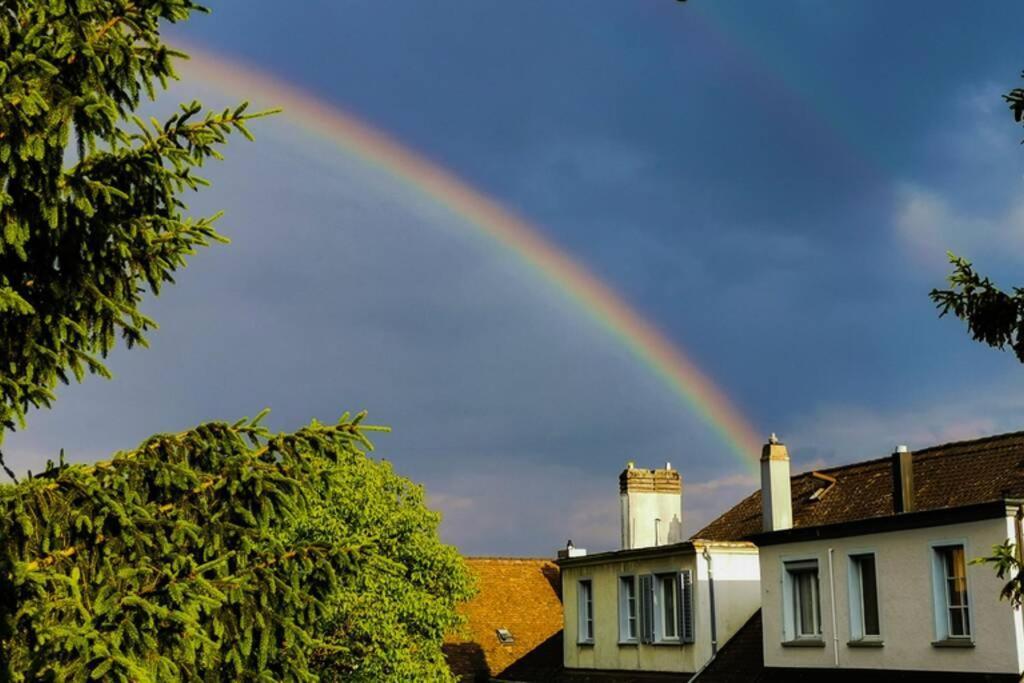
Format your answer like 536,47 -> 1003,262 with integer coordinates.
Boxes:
291,452 -> 474,682
0,0 -> 272,442
973,541 -> 1024,609
930,254 -> 1024,362
0,412 -> 391,681
0,5 -> 474,680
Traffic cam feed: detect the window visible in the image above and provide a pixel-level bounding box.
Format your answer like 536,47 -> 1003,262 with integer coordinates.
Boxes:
849,553 -> 881,640
619,576 -> 638,642
659,574 -> 679,640
637,572 -> 694,645
783,559 -> 821,640
578,579 -> 594,643
933,545 -> 971,639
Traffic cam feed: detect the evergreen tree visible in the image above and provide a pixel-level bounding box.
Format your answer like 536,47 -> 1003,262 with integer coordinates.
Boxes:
0,0 -> 264,444
0,2 -> 473,679
1,412 -> 384,681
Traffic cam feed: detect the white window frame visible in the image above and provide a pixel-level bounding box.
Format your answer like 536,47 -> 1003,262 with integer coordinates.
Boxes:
577,578 -> 594,644
618,574 -> 638,644
781,555 -> 823,642
847,550 -> 882,642
655,572 -> 681,643
929,540 -> 973,642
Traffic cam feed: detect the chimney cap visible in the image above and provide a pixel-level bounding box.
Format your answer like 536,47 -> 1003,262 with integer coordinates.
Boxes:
769,432 -> 780,445
895,444 -> 909,454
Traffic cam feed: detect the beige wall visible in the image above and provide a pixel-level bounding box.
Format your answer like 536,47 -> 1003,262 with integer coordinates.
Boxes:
561,544 -> 759,674
760,515 -> 1023,674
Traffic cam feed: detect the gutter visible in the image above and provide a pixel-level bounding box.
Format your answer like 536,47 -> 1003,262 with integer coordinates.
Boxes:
689,547 -> 719,682
828,547 -> 839,667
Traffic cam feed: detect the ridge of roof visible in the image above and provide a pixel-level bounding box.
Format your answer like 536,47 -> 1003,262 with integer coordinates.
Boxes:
789,427 -> 1024,480
693,427 -> 1024,543
463,556 -> 557,563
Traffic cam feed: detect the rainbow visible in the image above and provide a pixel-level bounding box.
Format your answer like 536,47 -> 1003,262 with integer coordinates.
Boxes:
177,46 -> 763,471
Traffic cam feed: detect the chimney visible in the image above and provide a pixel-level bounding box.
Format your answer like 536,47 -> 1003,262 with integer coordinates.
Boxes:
891,445 -> 915,513
619,462 -> 683,549
761,433 -> 792,532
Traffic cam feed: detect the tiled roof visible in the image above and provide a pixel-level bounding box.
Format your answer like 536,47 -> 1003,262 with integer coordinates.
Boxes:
444,557 -> 563,682
693,610 -> 1018,682
695,430 -> 1024,542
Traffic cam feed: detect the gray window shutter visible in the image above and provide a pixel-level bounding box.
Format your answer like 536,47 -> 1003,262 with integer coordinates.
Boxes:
639,574 -> 655,643
679,569 -> 695,644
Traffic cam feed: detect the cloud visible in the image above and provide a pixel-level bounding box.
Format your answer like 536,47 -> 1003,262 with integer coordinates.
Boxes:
895,183 -> 1024,268
784,386 -> 1024,469
895,81 -> 1024,271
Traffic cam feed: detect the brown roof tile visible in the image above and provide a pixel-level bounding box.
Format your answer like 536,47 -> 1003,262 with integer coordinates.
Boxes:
695,430 -> 1024,542
444,557 -> 563,682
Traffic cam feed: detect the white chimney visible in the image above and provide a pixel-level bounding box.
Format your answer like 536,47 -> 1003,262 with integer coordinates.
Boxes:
761,433 -> 792,532
620,463 -> 683,549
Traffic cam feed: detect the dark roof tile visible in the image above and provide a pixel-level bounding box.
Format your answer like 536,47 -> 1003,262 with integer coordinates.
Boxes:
696,430 -> 1024,542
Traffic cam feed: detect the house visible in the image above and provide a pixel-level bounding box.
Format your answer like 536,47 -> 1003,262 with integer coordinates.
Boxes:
556,463 -> 761,680
444,557 -> 564,682
693,431 -> 1024,681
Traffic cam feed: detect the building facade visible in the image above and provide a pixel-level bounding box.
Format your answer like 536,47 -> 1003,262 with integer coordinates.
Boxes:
695,431 -> 1024,681
558,464 -> 760,679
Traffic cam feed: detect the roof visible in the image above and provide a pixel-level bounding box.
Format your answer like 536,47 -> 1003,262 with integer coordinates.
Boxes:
555,539 -> 756,569
693,609 -> 1019,682
444,557 -> 563,682
695,430 -> 1024,542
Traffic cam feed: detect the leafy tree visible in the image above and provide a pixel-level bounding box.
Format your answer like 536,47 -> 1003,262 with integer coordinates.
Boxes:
0,2 -> 472,679
929,76 -> 1024,361
928,75 -> 1024,605
292,452 -> 473,682
973,541 -> 1024,609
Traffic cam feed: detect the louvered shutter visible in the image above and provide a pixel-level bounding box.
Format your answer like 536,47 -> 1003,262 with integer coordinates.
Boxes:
639,574 -> 655,643
679,569 -> 695,643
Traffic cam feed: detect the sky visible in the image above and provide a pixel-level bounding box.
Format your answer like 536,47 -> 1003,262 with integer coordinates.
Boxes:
8,1 -> 1024,556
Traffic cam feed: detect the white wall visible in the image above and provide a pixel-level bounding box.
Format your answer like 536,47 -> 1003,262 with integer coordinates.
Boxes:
561,543 -> 759,674
694,546 -> 762,668
620,490 -> 684,549
760,515 -> 1022,674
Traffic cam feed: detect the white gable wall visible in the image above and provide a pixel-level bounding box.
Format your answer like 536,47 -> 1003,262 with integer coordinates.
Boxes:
760,515 -> 1022,674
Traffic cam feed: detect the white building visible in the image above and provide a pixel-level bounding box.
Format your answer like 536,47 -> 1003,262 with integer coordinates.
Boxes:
557,463 -> 761,680
694,432 -> 1024,683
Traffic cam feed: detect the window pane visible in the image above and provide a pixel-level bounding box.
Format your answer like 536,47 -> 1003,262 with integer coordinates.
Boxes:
857,555 -> 880,636
949,607 -> 965,637
621,578 -> 637,640
662,576 -> 677,638
938,546 -> 971,638
580,581 -> 593,641
796,571 -> 818,635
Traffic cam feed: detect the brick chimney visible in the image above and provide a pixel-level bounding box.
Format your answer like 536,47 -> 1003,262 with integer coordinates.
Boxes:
891,445 -> 915,513
761,434 -> 793,532
619,462 -> 683,549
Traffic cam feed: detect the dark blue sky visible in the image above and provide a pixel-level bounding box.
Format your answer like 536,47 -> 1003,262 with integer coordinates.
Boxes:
8,1 -> 1024,554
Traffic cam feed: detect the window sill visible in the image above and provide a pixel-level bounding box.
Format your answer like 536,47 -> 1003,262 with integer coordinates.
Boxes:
651,639 -> 683,646
931,638 -> 974,649
576,640 -> 594,647
617,640 -> 639,647
781,639 -> 826,648
847,639 -> 884,648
